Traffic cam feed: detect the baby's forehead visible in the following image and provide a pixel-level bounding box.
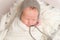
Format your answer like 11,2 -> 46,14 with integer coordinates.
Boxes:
23,7 -> 38,15
23,11 -> 38,18
23,13 -> 38,19
23,7 -> 38,12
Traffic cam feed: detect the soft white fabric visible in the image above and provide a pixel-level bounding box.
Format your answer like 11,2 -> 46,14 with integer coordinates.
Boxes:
41,8 -> 60,40
3,17 -> 43,40
0,0 -> 60,40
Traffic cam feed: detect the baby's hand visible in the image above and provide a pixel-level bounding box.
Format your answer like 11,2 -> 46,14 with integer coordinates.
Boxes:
35,20 -> 41,27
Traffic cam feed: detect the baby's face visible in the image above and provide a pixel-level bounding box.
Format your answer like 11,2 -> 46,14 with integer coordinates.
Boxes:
21,7 -> 39,27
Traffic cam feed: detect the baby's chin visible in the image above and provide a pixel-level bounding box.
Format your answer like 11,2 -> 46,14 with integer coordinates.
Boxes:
27,25 -> 35,27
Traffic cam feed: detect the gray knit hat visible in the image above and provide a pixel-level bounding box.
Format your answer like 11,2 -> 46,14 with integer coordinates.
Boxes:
19,0 -> 40,18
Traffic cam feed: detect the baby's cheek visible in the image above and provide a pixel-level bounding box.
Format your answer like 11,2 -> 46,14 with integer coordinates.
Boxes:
23,20 -> 28,25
